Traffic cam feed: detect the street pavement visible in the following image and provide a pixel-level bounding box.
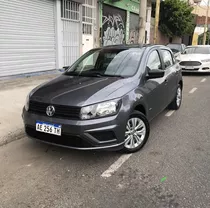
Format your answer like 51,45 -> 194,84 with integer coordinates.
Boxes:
0,75 -> 210,208
0,74 -> 60,145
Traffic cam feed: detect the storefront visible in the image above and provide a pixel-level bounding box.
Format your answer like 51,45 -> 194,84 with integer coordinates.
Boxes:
99,0 -> 151,46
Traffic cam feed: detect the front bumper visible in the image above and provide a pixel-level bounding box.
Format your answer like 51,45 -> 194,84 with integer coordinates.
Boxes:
22,108 -> 127,151
181,62 -> 210,73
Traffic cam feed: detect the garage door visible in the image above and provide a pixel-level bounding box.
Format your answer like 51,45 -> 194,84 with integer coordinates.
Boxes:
0,0 -> 56,77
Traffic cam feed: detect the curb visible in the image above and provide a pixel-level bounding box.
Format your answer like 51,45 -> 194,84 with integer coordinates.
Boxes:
0,129 -> 25,147
0,69 -> 63,81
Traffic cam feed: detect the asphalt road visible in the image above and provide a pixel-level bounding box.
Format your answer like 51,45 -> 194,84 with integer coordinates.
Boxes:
0,75 -> 210,208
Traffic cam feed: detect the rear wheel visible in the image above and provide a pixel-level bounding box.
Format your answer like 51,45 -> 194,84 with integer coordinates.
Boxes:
169,84 -> 182,110
122,111 -> 150,153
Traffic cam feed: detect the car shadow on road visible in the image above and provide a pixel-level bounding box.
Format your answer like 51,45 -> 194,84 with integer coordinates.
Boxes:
22,135 -> 121,167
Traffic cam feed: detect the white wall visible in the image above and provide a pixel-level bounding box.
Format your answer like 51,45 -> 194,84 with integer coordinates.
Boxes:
55,0 -> 63,69
146,6 -> 152,44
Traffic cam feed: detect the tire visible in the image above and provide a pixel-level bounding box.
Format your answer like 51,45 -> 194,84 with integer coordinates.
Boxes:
168,84 -> 182,110
122,111 -> 150,153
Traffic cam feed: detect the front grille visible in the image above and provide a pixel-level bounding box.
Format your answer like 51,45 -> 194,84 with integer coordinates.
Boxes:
25,126 -> 92,148
182,68 -> 199,71
179,61 -> 201,66
29,101 -> 81,119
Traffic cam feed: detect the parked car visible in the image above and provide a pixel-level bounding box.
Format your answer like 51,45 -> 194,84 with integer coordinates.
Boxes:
166,43 -> 186,62
166,43 -> 186,54
22,44 -> 183,153
179,45 -> 210,73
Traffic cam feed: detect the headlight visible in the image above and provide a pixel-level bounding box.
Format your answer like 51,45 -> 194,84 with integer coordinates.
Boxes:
25,92 -> 30,111
201,59 -> 210,62
80,99 -> 121,120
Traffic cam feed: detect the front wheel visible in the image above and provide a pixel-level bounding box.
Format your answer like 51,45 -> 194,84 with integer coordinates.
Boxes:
122,111 -> 150,153
168,84 -> 182,110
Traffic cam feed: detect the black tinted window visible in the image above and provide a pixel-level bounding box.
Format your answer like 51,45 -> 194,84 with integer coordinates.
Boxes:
161,50 -> 174,68
147,51 -> 162,70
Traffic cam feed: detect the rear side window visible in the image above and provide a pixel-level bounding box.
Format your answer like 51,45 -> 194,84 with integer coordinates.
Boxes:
161,50 -> 174,68
147,50 -> 162,71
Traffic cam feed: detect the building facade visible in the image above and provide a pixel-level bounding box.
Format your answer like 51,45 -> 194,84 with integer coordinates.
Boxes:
99,0 -> 151,46
0,0 -> 153,77
0,0 -> 97,77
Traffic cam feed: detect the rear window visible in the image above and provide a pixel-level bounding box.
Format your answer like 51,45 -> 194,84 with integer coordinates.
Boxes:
185,47 -> 210,54
167,44 -> 181,53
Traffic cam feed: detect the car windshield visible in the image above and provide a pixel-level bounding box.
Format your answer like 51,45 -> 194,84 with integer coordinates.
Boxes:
184,47 -> 210,54
65,48 -> 143,78
167,44 -> 181,53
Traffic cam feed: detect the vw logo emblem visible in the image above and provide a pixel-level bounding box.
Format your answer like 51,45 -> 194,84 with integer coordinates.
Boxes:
46,105 -> 55,117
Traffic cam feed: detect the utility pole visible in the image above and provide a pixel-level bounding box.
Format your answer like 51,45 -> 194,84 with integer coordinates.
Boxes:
138,0 -> 147,44
154,0 -> 161,44
203,0 -> 210,45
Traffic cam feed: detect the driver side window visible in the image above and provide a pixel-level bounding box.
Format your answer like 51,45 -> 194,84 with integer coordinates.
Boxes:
147,50 -> 162,71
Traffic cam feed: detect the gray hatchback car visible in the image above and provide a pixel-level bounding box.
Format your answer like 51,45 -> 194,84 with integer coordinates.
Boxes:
22,44 -> 183,153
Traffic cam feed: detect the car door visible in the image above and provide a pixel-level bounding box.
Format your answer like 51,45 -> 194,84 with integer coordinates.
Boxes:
159,49 -> 178,105
143,50 -> 168,120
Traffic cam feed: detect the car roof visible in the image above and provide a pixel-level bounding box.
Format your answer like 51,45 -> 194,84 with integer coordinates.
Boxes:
186,45 -> 210,48
95,44 -> 169,50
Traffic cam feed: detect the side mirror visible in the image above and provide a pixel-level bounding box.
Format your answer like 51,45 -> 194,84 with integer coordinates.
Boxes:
146,69 -> 165,79
63,66 -> 69,71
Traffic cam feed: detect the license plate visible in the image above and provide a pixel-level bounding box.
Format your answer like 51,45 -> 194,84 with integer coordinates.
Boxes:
36,121 -> 61,136
185,66 -> 194,70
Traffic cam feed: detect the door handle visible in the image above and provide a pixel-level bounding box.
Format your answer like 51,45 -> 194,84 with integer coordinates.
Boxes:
164,79 -> 168,83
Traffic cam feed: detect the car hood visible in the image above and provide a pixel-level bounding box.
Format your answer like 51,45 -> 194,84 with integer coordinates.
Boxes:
180,54 -> 210,61
30,75 -> 137,106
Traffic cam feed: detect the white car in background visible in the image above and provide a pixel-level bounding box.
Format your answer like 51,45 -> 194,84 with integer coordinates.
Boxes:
166,43 -> 186,62
179,45 -> 210,73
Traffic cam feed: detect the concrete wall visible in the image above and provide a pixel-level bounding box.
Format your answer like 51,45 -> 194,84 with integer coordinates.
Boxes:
150,17 -> 169,44
172,37 -> 182,43
149,18 -> 182,44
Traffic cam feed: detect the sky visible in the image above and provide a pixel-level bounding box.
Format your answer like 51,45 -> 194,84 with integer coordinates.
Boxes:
200,0 -> 209,6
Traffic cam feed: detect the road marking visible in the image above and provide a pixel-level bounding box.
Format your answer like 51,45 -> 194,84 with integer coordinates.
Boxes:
165,110 -> 175,117
189,87 -> 197,94
201,78 -> 206,83
101,154 -> 132,178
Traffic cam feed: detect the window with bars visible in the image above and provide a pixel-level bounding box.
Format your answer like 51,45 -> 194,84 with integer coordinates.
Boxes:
61,0 -> 80,21
83,24 -> 92,35
82,0 -> 96,35
84,0 -> 93,6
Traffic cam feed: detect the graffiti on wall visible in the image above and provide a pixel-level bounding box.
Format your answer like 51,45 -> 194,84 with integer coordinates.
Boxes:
102,5 -> 126,46
128,13 -> 139,44
129,30 -> 139,44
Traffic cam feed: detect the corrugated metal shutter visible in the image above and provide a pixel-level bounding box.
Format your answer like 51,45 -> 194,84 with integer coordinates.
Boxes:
0,0 -> 56,77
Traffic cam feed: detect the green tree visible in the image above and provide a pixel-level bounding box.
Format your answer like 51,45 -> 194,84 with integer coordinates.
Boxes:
159,0 -> 195,37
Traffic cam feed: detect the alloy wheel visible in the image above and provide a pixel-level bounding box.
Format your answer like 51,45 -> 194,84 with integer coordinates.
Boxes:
176,87 -> 182,107
124,117 -> 146,150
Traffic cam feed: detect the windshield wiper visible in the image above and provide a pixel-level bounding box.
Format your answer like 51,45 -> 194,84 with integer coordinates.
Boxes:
102,74 -> 125,78
65,71 -> 125,78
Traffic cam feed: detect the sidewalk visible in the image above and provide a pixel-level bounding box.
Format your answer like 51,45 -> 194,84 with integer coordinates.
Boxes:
0,72 -> 61,146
